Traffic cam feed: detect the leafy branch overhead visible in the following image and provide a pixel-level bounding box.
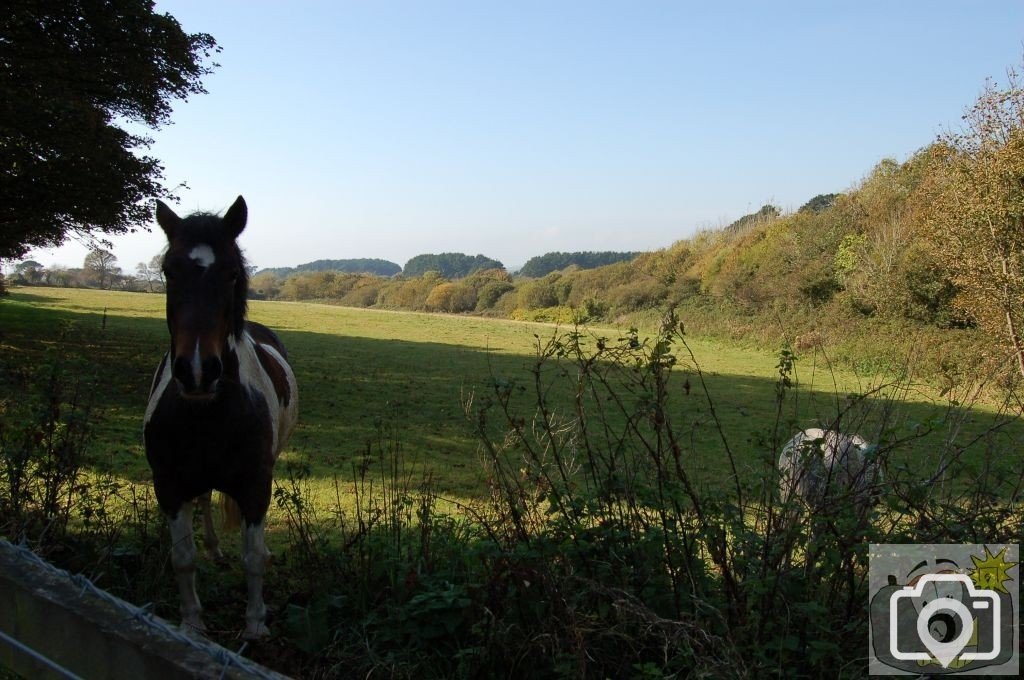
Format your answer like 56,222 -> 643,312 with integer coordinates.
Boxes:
0,0 -> 219,259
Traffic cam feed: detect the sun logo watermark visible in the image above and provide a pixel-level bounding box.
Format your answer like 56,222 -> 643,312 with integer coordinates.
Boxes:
869,544 -> 1019,675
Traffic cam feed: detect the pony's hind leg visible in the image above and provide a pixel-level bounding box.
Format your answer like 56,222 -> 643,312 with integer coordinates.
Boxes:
168,501 -> 206,633
241,518 -> 270,639
197,491 -> 225,561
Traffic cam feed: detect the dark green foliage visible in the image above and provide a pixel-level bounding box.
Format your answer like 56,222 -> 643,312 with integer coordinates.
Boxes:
258,258 -> 401,278
0,334 -> 96,541
518,251 -> 644,278
13,260 -> 44,284
605,276 -> 666,311
266,314 -> 1023,677
0,0 -> 219,258
515,275 -> 560,309
798,193 -> 839,214
403,253 -> 504,278
800,275 -> 842,306
459,318 -> 1020,678
475,279 -> 514,311
902,259 -> 963,327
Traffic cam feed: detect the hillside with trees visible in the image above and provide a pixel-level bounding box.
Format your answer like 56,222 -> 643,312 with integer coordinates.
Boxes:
9,64 -> 1024,388
402,253 -> 504,278
518,251 -> 643,277
258,258 -> 401,278
225,63 -> 1024,387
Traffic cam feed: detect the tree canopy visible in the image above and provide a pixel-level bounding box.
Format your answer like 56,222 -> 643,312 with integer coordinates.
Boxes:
402,253 -> 504,278
798,193 -> 839,214
723,204 -> 782,234
258,258 -> 402,278
0,0 -> 219,259
518,251 -> 643,278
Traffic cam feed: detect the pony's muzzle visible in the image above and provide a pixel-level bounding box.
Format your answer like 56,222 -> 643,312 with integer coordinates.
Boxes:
173,352 -> 223,399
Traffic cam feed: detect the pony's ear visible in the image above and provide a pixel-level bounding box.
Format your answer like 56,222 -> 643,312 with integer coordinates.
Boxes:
223,196 -> 247,238
154,200 -> 181,238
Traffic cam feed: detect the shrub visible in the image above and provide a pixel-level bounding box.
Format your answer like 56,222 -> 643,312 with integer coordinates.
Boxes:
605,276 -> 667,312
0,338 -> 96,542
425,282 -> 476,313
475,280 -> 514,311
461,310 -> 1023,677
516,276 -> 559,309
250,271 -> 282,299
378,273 -> 443,310
340,281 -> 380,307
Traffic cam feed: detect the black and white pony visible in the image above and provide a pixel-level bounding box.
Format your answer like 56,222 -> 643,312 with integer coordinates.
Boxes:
777,428 -> 881,518
144,196 -> 298,639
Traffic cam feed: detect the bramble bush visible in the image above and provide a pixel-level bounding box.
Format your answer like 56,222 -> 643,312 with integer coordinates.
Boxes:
0,331 -> 97,543
0,327 -> 169,605
267,308 -> 1023,677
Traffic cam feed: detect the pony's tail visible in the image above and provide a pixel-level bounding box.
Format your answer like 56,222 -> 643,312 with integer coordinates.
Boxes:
221,492 -> 243,531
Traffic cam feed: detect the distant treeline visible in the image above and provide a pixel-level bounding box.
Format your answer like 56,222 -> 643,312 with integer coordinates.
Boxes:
240,146 -> 1013,384
518,251 -> 643,277
15,74 -> 1024,387
402,253 -> 504,278
258,258 -> 400,278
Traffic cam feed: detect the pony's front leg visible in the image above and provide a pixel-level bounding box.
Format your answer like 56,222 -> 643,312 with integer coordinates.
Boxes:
168,501 -> 206,633
241,519 -> 271,639
197,491 -> 225,561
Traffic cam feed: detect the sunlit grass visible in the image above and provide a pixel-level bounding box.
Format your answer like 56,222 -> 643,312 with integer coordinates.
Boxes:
3,286 -> 1021,516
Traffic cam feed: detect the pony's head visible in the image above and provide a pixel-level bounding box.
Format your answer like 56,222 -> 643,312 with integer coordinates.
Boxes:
155,196 -> 250,399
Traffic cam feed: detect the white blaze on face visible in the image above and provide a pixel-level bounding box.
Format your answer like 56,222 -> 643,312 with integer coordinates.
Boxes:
188,244 -> 216,268
191,339 -> 202,387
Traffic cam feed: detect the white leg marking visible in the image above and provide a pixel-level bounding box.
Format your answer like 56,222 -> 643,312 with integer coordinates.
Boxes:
242,520 -> 270,639
168,502 -> 206,633
197,492 -> 223,561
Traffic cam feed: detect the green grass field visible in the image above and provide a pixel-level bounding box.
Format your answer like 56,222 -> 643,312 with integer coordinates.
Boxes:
5,286 -> 1023,676
3,286 -> 1020,507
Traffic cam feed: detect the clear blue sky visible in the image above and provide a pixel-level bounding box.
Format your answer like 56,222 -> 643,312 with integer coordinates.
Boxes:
27,1 -> 1024,273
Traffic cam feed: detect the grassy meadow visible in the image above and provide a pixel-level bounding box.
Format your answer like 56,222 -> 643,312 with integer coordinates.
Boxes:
2,286 -> 1020,510
4,286 -> 1024,676
4,286 -> 1019,503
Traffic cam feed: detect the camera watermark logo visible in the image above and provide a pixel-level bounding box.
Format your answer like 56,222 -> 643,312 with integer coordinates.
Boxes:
869,544 -> 1018,675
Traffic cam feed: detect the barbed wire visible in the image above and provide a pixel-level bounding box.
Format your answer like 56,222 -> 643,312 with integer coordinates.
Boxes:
1,539 -> 286,680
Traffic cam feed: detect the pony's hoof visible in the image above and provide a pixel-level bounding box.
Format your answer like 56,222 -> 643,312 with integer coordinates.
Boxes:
242,622 -> 270,640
